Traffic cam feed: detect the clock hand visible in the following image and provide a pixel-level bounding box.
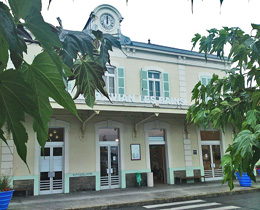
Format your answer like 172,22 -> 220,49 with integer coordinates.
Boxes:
106,16 -> 108,25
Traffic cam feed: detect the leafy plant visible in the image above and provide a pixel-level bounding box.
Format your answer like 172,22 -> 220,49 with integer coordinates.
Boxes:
0,0 -> 121,166
187,25 -> 260,189
0,176 -> 12,192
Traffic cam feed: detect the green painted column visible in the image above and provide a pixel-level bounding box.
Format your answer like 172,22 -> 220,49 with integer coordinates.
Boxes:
96,173 -> 100,191
121,171 -> 126,188
168,168 -> 174,184
34,176 -> 39,196
64,174 -> 70,193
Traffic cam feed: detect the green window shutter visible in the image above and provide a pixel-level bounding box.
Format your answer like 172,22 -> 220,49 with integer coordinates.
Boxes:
141,69 -> 148,96
117,67 -> 125,94
163,72 -> 170,98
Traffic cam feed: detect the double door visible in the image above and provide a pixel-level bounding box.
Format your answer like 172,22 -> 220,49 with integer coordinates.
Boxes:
202,142 -> 222,180
40,143 -> 64,194
100,142 -> 120,189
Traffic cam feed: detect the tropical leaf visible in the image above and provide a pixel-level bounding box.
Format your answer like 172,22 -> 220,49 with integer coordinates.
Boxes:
246,110 -> 260,129
61,30 -> 94,68
233,130 -> 260,162
0,31 -> 8,72
8,0 -> 42,21
22,51 -> 80,146
73,56 -> 108,107
24,7 -> 63,73
92,31 -> 121,67
0,70 -> 43,163
10,34 -> 27,68
0,2 -> 18,52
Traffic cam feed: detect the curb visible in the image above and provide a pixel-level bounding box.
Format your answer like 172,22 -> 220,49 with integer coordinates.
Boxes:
72,187 -> 260,210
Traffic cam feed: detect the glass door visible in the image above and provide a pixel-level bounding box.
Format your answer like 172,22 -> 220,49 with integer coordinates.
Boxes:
202,143 -> 222,180
100,143 -> 120,189
212,145 -> 222,178
40,144 -> 64,194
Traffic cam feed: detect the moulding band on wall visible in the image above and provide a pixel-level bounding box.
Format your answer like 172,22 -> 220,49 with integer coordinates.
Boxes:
121,169 -> 151,188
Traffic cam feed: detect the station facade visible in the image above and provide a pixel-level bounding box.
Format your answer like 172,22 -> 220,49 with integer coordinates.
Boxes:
1,4 -> 231,195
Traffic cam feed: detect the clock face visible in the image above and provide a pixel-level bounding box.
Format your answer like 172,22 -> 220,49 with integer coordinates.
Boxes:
100,13 -> 115,30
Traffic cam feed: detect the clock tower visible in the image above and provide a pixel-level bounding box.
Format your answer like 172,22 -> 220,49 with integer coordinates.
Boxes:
83,4 -> 123,35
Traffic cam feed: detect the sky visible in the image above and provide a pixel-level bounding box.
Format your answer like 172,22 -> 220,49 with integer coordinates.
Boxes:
42,0 -> 260,51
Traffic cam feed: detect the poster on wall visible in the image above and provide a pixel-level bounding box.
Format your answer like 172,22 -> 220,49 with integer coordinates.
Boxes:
131,144 -> 141,160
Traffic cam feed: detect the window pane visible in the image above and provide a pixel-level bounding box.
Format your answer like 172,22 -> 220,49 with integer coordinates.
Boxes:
109,77 -> 115,93
148,129 -> 164,141
148,72 -> 153,78
202,78 -> 207,86
41,148 -> 50,156
107,67 -> 114,74
154,73 -> 160,79
200,131 -> 220,140
149,81 -> 154,96
48,128 -> 64,142
99,128 -> 119,141
155,81 -> 160,97
53,147 -> 63,156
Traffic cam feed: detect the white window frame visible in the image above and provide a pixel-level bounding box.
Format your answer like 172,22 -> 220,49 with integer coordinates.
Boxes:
148,70 -> 161,98
104,66 -> 117,94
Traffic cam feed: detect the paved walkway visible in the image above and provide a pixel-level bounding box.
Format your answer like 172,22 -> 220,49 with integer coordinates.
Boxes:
8,179 -> 260,210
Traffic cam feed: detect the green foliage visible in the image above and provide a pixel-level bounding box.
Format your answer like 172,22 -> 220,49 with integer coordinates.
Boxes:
187,25 -> 260,189
0,176 -> 12,191
0,0 -> 121,165
73,57 -> 109,108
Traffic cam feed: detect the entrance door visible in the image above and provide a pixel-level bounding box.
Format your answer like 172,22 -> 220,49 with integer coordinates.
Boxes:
40,128 -> 64,194
100,143 -> 120,189
40,143 -> 64,194
202,144 -> 222,180
148,129 -> 167,184
150,145 -> 166,184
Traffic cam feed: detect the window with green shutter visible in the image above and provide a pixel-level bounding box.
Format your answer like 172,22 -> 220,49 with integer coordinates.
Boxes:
148,71 -> 161,99
104,66 -> 116,94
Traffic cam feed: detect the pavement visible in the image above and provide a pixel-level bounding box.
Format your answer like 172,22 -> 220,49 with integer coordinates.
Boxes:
8,178 -> 260,210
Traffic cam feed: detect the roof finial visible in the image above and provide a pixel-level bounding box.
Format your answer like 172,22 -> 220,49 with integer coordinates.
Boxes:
148,39 -> 151,44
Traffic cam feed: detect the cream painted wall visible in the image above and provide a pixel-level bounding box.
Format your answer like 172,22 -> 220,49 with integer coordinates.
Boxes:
11,110 -> 235,177
169,121 -> 185,168
111,57 -> 180,98
189,124 -> 200,167
13,116 -> 35,176
53,115 -> 97,174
